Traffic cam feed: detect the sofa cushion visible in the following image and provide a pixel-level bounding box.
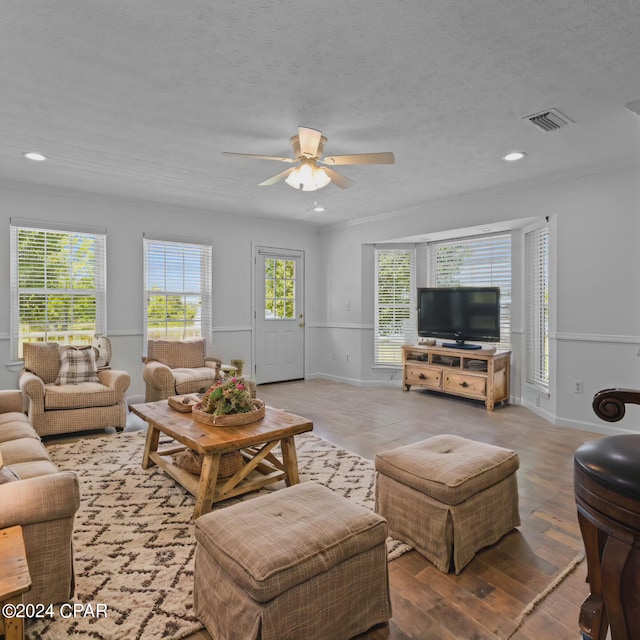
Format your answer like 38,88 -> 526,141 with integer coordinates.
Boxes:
8,459 -> 59,479
0,438 -> 51,466
44,382 -> 117,410
0,412 -> 30,426
0,414 -> 40,443
148,339 -> 206,369
194,481 -> 388,603
173,367 -> 218,395
23,342 -> 61,384
56,346 -> 100,384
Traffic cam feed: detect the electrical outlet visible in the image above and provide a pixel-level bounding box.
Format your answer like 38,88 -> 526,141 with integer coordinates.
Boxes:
346,354 -> 350,362
573,380 -> 583,394
346,301 -> 351,312
535,396 -> 540,408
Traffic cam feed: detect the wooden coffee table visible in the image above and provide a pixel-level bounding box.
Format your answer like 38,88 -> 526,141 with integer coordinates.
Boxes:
130,401 -> 313,519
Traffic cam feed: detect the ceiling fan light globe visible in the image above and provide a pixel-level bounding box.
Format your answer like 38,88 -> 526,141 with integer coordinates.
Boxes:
284,165 -> 331,191
313,168 -> 331,190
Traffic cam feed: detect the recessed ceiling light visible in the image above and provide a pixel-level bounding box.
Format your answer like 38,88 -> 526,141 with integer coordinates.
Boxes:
503,151 -> 526,162
23,152 -> 47,162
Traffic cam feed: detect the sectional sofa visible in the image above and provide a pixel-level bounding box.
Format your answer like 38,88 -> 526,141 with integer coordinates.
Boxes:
0,390 -> 80,605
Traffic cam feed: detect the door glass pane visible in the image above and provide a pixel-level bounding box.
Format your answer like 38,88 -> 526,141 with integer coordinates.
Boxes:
264,257 -> 296,319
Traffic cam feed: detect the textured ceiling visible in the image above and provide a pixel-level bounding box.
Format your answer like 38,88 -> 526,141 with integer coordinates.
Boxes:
2,1 -> 640,226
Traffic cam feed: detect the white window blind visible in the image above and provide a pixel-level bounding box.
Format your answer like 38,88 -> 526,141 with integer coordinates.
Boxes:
525,224 -> 549,393
143,237 -> 212,346
374,248 -> 416,365
428,234 -> 512,348
10,223 -> 107,359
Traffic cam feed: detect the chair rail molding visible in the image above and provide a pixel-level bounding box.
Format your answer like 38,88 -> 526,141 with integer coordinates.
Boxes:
307,323 -> 374,330
554,332 -> 640,344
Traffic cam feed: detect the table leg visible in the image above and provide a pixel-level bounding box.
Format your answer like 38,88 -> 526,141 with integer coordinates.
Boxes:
193,453 -> 221,519
142,425 -> 160,469
280,436 -> 300,486
2,595 -> 24,640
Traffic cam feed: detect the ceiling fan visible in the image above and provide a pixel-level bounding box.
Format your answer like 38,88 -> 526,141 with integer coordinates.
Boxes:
223,126 -> 395,192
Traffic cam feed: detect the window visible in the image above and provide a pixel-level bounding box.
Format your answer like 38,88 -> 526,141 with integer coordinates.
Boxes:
525,223 -> 549,393
10,221 -> 107,359
374,247 -> 416,365
143,236 -> 212,345
428,234 -> 512,348
264,258 -> 296,319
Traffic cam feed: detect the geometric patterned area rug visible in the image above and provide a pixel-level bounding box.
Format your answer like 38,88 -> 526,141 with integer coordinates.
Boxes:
27,430 -> 410,640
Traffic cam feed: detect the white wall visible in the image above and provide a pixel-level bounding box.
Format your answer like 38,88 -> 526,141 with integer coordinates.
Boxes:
3,164 -> 639,435
0,184 -> 321,396
315,165 -> 640,434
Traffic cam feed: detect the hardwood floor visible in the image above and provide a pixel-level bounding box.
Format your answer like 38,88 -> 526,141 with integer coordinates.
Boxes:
54,379 -> 598,639
249,380 -> 593,640
175,380 -> 596,640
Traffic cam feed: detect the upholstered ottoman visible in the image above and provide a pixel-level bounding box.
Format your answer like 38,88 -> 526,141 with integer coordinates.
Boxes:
375,434 -> 520,574
194,481 -> 391,640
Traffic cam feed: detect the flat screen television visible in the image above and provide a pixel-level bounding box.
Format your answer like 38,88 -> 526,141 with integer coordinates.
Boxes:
417,287 -> 500,349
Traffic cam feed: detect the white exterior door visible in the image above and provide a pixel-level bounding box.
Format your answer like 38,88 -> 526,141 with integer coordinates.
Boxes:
254,246 -> 304,384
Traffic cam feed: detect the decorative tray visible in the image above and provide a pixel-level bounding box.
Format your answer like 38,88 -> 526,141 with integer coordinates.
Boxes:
168,394 -> 201,412
191,399 -> 266,426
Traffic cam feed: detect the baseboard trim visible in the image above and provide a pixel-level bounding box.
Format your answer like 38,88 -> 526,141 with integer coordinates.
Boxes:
553,415 -> 639,437
306,373 -> 402,388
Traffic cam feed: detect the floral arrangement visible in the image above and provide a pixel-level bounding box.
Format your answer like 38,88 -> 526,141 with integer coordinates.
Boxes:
200,377 -> 254,416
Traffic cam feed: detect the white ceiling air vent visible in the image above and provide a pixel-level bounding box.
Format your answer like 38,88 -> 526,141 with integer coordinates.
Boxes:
524,108 -> 574,132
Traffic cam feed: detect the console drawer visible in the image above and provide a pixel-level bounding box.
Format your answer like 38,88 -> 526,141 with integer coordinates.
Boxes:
405,366 -> 442,389
444,372 -> 486,398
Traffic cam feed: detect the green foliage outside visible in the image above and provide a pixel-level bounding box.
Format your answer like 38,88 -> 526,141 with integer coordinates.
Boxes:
17,229 -> 202,347
18,230 -> 98,345
434,243 -> 471,285
147,292 -> 201,339
376,252 -> 412,337
265,259 -> 295,319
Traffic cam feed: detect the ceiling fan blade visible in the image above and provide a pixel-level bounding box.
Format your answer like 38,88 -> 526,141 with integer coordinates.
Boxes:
321,152 -> 395,166
324,167 -> 354,189
298,127 -> 323,157
222,152 -> 295,163
258,167 -> 296,186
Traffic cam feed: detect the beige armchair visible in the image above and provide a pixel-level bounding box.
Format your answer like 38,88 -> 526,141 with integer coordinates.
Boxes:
143,339 -> 224,402
19,342 -> 131,437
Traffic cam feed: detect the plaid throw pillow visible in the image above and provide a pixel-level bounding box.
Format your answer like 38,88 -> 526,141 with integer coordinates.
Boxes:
56,346 -> 100,385
0,466 -> 20,484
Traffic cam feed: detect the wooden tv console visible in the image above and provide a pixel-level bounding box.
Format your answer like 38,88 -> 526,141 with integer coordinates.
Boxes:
402,344 -> 511,411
